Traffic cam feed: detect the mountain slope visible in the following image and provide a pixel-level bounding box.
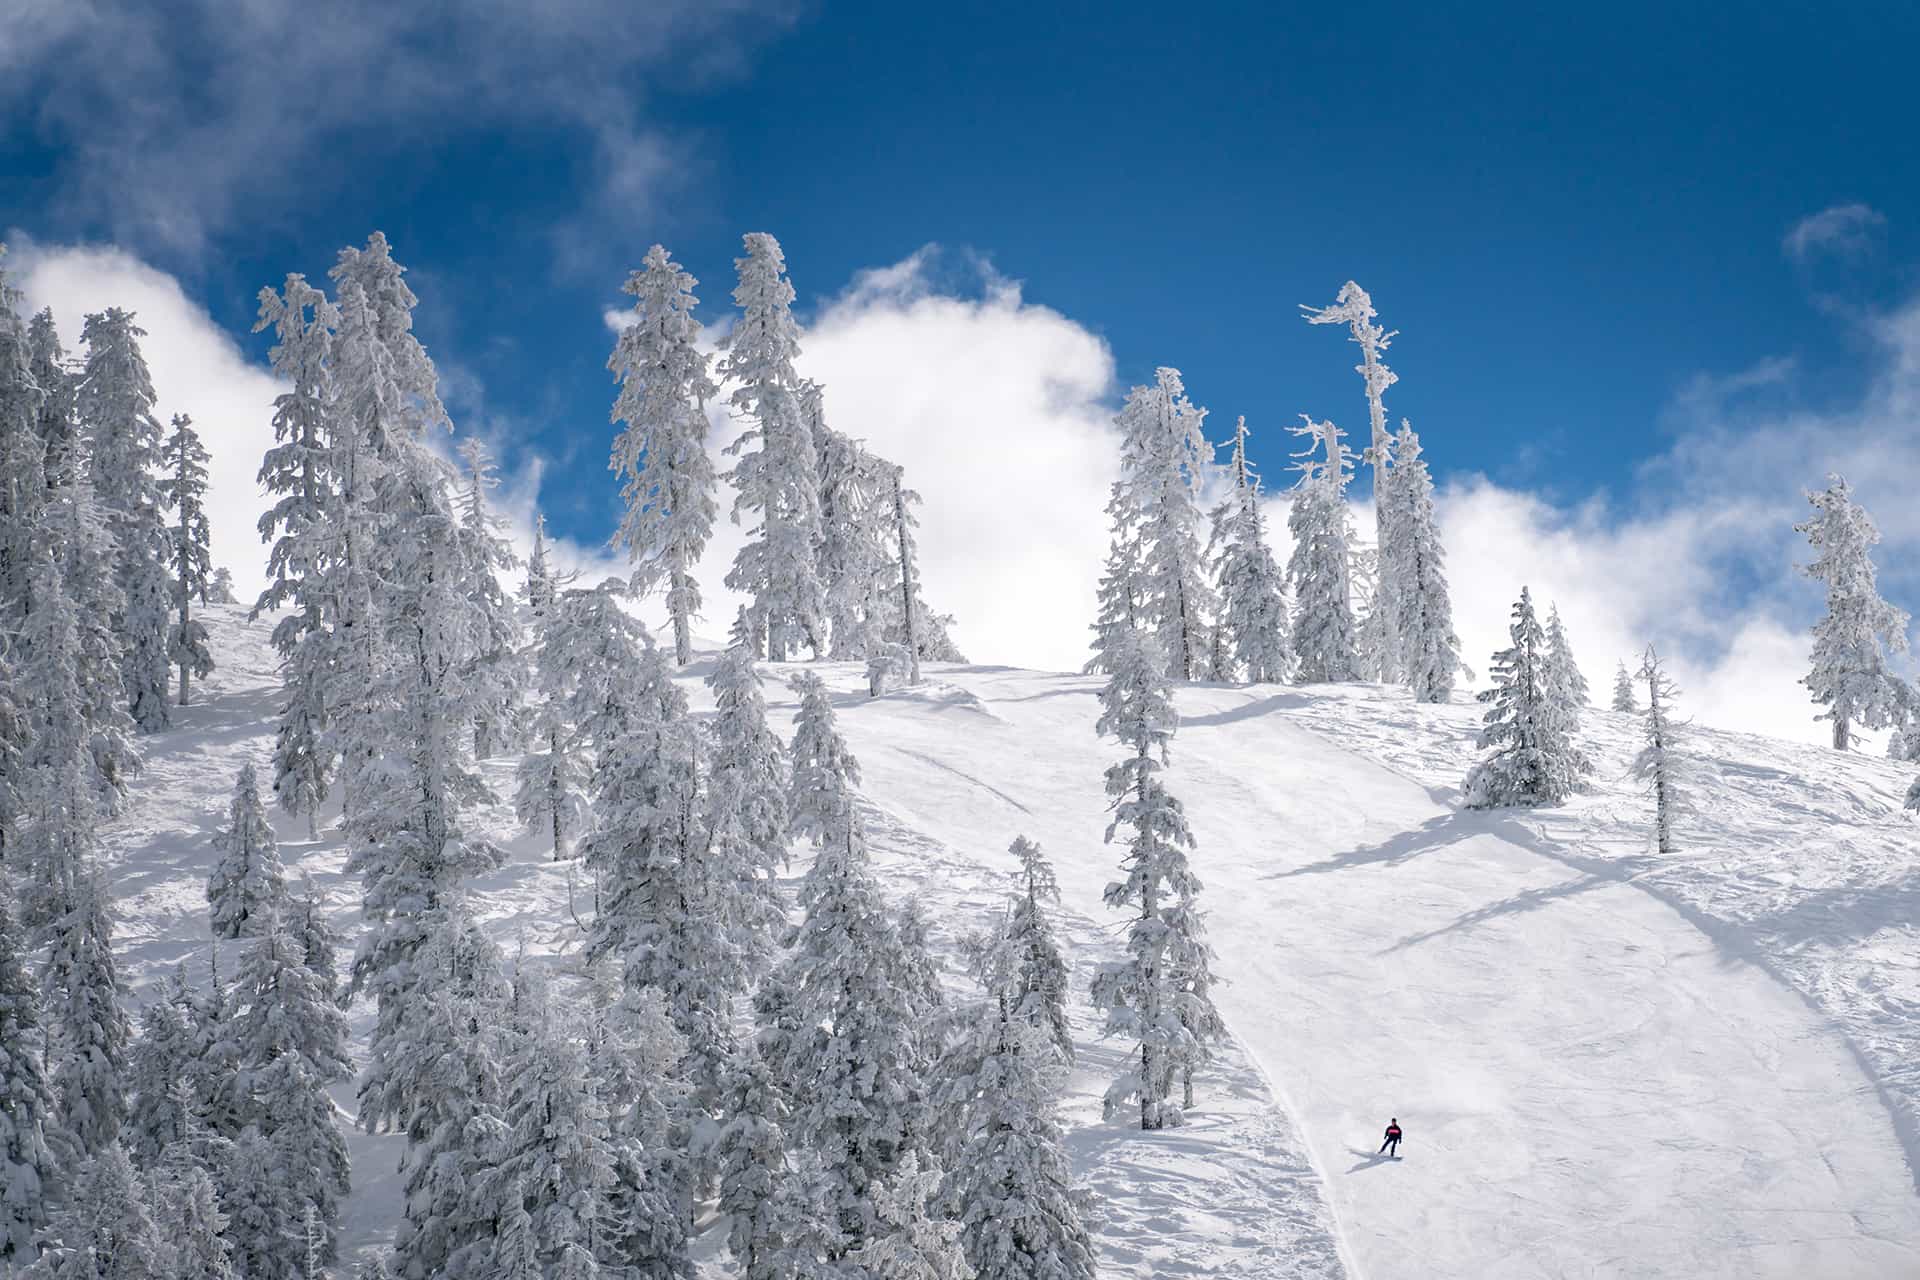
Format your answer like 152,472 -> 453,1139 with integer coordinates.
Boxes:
99,608 -> 1920,1278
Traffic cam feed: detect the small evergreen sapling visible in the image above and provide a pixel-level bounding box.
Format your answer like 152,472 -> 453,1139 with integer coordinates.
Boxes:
1796,474 -> 1912,751
1612,661 -> 1638,713
207,762 -> 286,940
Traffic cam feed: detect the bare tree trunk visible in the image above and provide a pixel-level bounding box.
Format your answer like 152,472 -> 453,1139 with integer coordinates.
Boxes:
671,565 -> 692,666
1834,715 -> 1850,752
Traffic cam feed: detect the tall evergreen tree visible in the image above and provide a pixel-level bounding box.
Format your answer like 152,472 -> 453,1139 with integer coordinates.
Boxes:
26,308 -> 77,493
0,893 -> 55,1262
1286,416 -> 1357,683
1382,423 -> 1459,702
207,762 -> 286,940
1797,474 -> 1911,750
253,273 -> 341,833
1633,646 -> 1686,856
16,551 -> 102,931
76,308 -> 172,732
1085,484 -> 1145,676
1114,368 -> 1216,681
787,671 -> 860,857
0,253 -> 47,628
720,233 -> 825,662
704,627 -> 790,975
1463,587 -> 1590,808
1089,625 -> 1220,1130
159,414 -> 213,705
513,616 -> 591,861
1207,417 -> 1291,685
44,866 -> 131,1159
1612,660 -> 1639,713
814,413 -> 889,662
708,1044 -> 793,1280
611,244 -> 719,668
882,461 -> 965,669
453,437 -> 523,760
1304,281 -> 1401,682
42,475 -> 139,808
1543,604 -> 1589,730
24,1143 -> 172,1279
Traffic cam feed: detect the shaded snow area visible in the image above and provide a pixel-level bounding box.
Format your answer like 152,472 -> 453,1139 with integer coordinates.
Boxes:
102,607 -> 1920,1278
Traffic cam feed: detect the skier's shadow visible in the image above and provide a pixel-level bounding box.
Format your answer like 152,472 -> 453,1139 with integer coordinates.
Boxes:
1344,1146 -> 1400,1173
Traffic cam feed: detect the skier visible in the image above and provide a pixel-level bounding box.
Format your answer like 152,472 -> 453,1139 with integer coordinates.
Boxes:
1378,1118 -> 1403,1158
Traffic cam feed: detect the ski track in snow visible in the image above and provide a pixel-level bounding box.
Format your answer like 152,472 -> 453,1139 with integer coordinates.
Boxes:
93,608 -> 1920,1277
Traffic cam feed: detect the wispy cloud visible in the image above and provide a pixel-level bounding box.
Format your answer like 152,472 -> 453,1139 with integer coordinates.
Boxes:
1783,203 -> 1887,266
0,0 -> 800,260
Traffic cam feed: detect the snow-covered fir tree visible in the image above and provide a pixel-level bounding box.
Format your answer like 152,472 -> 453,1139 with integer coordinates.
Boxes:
252,273 -> 341,832
1303,281 -> 1401,683
1612,660 -> 1638,712
1633,646 -> 1687,856
207,762 -> 285,940
848,1152 -> 971,1280
453,437 -> 523,760
788,670 -> 861,856
42,474 -> 140,809
155,1160 -> 235,1280
1797,474 -> 1912,751
77,307 -> 173,732
703,622 -> 791,975
585,976 -> 692,1280
545,581 -> 657,784
124,967 -> 203,1168
208,566 -> 237,604
482,981 -> 614,1276
27,307 -> 77,494
1114,368 -> 1216,681
513,617 -> 592,860
216,907 -> 353,1275
1382,422 -> 1459,702
221,1124 -> 308,1280
23,1143 -> 171,1279
0,892 -> 56,1262
0,254 -> 46,628
1086,484 -> 1145,676
1463,587 -> 1590,808
813,411 -> 891,662
708,1044 -> 794,1280
883,460 -> 965,670
1207,416 -> 1291,684
44,865 -> 131,1159
523,512 -> 557,620
159,413 -> 213,705
16,551 -> 105,931
1089,624 -> 1221,1129
1543,604 -> 1590,731
720,233 -> 826,662
1286,415 -> 1358,684
611,244 -> 719,667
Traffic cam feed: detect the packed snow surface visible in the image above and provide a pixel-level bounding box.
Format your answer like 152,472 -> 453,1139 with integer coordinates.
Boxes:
104,608 -> 1920,1278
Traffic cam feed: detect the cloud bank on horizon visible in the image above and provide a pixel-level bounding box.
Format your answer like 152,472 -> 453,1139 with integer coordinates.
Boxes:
11,208 -> 1918,748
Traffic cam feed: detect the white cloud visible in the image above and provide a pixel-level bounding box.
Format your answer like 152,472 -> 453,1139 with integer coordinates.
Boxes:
1783,204 -> 1887,265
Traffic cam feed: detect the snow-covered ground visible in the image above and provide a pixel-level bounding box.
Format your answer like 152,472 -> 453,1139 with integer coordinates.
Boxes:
101,607 -> 1920,1277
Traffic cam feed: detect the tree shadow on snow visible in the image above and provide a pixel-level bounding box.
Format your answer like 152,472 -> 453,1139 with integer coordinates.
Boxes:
1263,813 -> 1477,881
1180,692 -> 1314,728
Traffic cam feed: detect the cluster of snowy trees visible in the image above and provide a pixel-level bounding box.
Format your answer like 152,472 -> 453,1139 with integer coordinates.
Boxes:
1089,282 -> 1460,705
608,235 -> 961,681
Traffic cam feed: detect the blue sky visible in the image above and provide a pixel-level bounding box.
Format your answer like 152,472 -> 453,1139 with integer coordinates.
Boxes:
3,0 -> 1918,736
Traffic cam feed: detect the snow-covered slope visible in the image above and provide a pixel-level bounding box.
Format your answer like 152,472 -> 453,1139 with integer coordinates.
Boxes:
103,608 -> 1920,1278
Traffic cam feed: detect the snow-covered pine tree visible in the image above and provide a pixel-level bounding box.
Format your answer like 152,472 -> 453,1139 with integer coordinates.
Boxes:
546,581 -> 656,785
1086,484 -> 1145,677
0,892 -> 56,1262
583,976 -> 692,1280
155,1160 -> 235,1279
1286,415 -> 1358,684
815,414 -> 888,661
951,1011 -> 1096,1280
1303,282 -> 1400,683
720,233 -> 826,662
42,474 -> 140,809
483,982 -> 614,1275
27,307 -> 77,494
1889,713 -> 1920,764
611,244 -> 719,668
24,1142 -> 172,1279
704,623 -> 790,975
1004,836 -> 1074,1066
523,512 -> 557,621
253,273 -> 341,832
787,671 -> 861,860
513,616 -> 591,860
882,460 -> 966,669
1612,661 -> 1638,712
345,437 -> 506,1142
0,254 -> 46,627
220,1123 -> 307,1280
16,550 -> 103,932
1797,475 -> 1912,751
1463,587 -> 1590,808
1383,423 -> 1459,702
708,1044 -> 793,1280
217,908 -> 353,1274
1115,368 -> 1216,681
382,909 -> 512,1280
77,307 -> 173,732
1633,646 -> 1686,856
208,566 -> 237,604
1543,604 -> 1589,731
124,966 -> 203,1167
159,414 -> 213,705
1207,416 -> 1291,685
848,1152 -> 971,1280
44,864 -> 131,1159
207,762 -> 285,940
453,437 -> 523,759
1089,624 -> 1220,1129
772,794 -> 936,1264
